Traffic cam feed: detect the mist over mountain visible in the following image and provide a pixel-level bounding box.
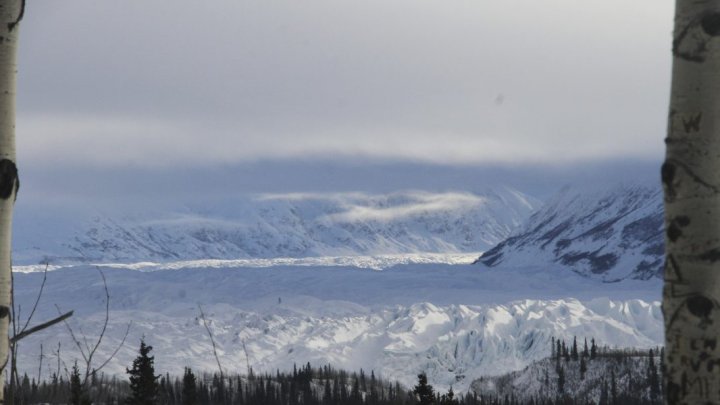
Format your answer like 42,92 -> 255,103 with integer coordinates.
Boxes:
13,189 -> 538,265
11,161 -> 666,397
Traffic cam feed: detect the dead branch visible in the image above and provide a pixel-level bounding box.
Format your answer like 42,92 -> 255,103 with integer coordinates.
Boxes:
198,304 -> 224,380
11,310 -> 73,343
56,267 -> 130,385
242,339 -> 251,376
19,263 -> 48,333
91,320 -> 131,376
56,303 -> 90,365
83,267 -> 111,382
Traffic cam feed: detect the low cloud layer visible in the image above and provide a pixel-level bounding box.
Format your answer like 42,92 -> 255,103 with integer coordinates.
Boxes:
17,0 -> 672,168
258,191 -> 488,222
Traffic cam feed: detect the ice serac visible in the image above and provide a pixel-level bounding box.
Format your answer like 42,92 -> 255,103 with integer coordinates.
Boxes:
13,189 -> 539,265
14,277 -> 662,394
478,183 -> 664,282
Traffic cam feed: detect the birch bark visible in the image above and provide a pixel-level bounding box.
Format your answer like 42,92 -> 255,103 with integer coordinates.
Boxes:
663,1 -> 720,404
0,1 -> 21,403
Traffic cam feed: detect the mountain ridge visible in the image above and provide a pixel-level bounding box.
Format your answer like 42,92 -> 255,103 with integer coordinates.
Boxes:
477,182 -> 664,282
13,189 -> 538,265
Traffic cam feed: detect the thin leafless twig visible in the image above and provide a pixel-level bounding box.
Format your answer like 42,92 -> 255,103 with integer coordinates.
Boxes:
242,339 -> 251,376
198,304 -> 224,379
56,303 -> 90,364
85,267 -> 111,375
19,263 -> 48,333
56,267 -> 130,385
9,263 -> 58,395
92,321 -> 132,376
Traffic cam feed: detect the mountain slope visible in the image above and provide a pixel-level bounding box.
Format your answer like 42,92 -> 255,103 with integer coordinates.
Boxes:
477,183 -> 664,282
13,189 -> 538,264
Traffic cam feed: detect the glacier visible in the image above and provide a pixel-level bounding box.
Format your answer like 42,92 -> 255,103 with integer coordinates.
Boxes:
13,259 -> 662,393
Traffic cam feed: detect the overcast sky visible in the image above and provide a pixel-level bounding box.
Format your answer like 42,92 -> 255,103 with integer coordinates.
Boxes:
13,0 -> 672,203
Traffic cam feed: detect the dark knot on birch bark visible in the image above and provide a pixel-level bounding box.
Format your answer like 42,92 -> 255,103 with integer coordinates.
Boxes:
0,159 -> 18,200
701,12 -> 720,36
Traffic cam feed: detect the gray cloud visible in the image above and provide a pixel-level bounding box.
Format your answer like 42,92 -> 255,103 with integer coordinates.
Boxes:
17,0 -> 672,168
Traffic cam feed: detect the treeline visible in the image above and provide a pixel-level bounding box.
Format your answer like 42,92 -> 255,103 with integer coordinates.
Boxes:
473,336 -> 663,405
4,340 -> 481,405
6,337 -> 665,405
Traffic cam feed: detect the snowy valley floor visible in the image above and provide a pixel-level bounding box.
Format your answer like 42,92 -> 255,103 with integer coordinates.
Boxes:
12,256 -> 662,393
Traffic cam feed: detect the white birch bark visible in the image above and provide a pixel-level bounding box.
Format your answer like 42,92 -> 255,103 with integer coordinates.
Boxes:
0,1 -> 21,403
663,1 -> 720,404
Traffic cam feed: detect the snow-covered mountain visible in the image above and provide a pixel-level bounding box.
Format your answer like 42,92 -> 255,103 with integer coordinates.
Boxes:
13,262 -> 662,393
477,183 -> 664,282
13,189 -> 538,265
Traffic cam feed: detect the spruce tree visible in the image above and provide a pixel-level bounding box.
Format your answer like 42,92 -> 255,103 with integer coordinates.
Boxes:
182,367 -> 198,405
126,339 -> 159,405
70,362 -> 90,405
443,387 -> 458,405
557,366 -> 565,396
648,349 -> 660,404
571,337 -> 578,361
599,379 -> 609,405
413,373 -> 435,405
556,339 -> 561,361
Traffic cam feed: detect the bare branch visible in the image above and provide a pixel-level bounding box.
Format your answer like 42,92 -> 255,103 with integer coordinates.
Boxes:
87,268 -> 110,362
55,304 -> 89,365
19,263 -> 48,334
242,339 -> 251,376
76,322 -> 93,355
38,344 -> 43,383
91,321 -> 132,377
198,304 -> 224,379
11,311 -> 73,343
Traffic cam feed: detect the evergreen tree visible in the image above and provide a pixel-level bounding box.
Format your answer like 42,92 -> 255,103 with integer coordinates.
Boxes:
590,338 -> 597,360
70,361 -> 90,405
648,349 -> 660,404
323,379 -> 332,405
126,339 -> 160,405
660,347 -> 666,400
556,367 -> 565,396
556,340 -> 561,361
442,387 -> 458,405
582,338 -> 589,358
571,337 -> 578,361
579,356 -> 587,380
413,373 -> 435,405
182,367 -> 198,405
555,352 -> 561,374
599,379 -> 609,405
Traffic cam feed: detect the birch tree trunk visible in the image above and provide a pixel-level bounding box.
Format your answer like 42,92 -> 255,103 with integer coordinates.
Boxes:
663,1 -> 720,403
0,1 -> 22,403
